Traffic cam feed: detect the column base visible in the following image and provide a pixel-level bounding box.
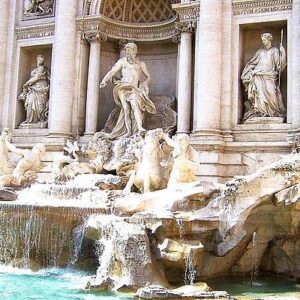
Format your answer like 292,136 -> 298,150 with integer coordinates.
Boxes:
176,130 -> 191,135
47,132 -> 73,145
192,129 -> 224,142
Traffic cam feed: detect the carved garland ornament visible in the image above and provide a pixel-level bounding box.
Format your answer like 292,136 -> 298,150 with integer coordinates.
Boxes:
232,0 -> 293,16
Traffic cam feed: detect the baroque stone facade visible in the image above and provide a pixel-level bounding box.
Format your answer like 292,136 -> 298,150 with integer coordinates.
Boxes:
0,0 -> 299,182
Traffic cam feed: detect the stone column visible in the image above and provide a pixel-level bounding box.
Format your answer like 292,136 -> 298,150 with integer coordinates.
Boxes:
176,22 -> 194,134
194,0 -> 223,141
292,0 -> 300,129
49,0 -> 77,137
84,32 -> 107,135
220,0 -> 233,141
0,0 -> 9,119
193,16 -> 200,131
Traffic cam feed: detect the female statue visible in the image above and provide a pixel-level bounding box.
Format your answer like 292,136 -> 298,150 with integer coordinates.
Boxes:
18,55 -> 50,127
241,33 -> 286,121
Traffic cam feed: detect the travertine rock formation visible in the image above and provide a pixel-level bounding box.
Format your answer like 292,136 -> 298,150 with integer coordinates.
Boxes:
86,153 -> 300,289
1,153 -> 300,294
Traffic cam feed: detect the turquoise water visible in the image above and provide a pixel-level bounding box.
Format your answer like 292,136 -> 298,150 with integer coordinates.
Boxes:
1,267 -> 300,300
0,266 -> 132,300
207,275 -> 300,299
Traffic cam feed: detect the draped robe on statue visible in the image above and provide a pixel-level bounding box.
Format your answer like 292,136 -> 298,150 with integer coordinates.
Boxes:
107,81 -> 156,139
241,46 -> 286,119
19,65 -> 50,124
103,56 -> 157,139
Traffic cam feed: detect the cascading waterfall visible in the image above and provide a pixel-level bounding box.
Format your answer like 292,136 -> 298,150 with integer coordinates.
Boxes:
176,218 -> 197,285
176,219 -> 184,241
93,216 -> 118,281
0,203 -> 99,269
250,231 -> 258,286
67,218 -> 88,267
184,251 -> 196,286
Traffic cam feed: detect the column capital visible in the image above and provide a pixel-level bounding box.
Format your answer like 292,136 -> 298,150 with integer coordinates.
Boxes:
82,31 -> 107,44
175,21 -> 196,34
172,1 -> 200,22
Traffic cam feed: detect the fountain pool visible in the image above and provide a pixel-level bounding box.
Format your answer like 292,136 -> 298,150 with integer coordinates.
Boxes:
0,266 -> 133,300
207,275 -> 300,299
1,267 -> 300,299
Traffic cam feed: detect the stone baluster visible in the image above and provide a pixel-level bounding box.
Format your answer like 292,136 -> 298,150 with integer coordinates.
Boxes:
48,0 -> 77,136
176,21 -> 194,134
84,31 -> 107,136
194,0 -> 223,141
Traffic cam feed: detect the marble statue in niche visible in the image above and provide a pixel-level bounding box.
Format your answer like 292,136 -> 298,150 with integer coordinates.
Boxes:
241,32 -> 286,123
23,0 -> 54,17
18,55 -> 50,129
100,42 -> 157,139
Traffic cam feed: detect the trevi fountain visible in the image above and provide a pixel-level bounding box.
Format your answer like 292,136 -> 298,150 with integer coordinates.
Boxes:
0,0 -> 300,299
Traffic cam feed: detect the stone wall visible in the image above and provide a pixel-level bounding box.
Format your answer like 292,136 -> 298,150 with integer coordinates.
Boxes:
0,0 -> 299,182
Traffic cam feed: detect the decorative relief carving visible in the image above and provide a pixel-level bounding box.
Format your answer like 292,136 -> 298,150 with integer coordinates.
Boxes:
82,31 -> 107,44
172,21 -> 196,44
232,0 -> 293,16
22,0 -> 56,20
99,0 -> 176,23
77,0 -> 200,41
175,21 -> 196,33
16,24 -> 55,40
77,16 -> 178,41
171,34 -> 180,44
172,2 -> 200,22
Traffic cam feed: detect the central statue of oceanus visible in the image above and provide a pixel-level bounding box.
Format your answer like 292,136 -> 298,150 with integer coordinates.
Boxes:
100,43 -> 156,139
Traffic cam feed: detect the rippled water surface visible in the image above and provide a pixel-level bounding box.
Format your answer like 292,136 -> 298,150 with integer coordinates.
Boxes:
2,266 -> 300,300
207,275 -> 300,299
0,266 -> 132,300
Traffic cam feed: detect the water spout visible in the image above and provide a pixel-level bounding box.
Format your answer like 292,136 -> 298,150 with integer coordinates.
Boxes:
250,231 -> 258,286
184,251 -> 196,286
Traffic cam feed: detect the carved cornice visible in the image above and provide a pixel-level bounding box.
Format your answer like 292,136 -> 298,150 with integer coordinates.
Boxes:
77,15 -> 179,41
82,31 -> 107,44
232,0 -> 293,16
15,23 -> 55,40
172,2 -> 200,22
